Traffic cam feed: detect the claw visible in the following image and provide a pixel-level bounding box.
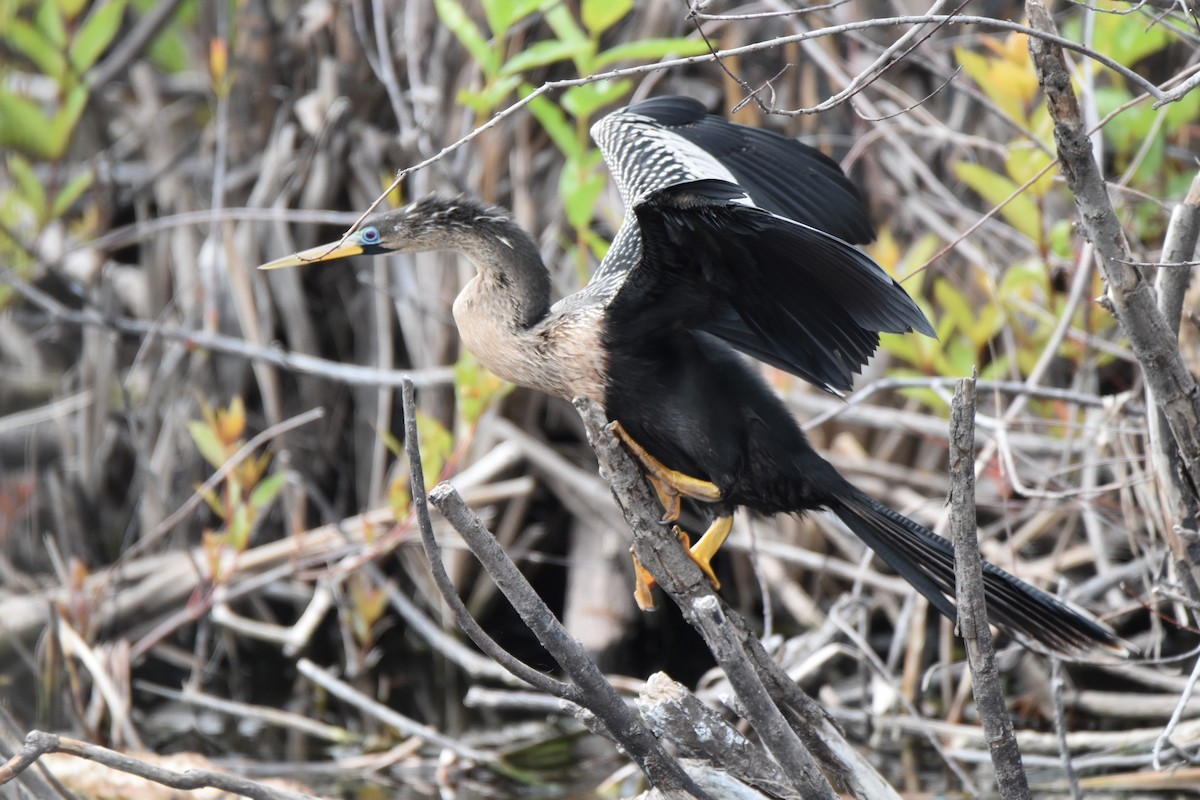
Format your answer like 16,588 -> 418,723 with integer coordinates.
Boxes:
631,549 -> 658,611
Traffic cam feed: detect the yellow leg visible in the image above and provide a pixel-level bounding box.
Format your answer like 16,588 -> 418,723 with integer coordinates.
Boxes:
609,421 -> 722,520
609,421 -> 731,606
675,516 -> 733,590
644,473 -> 682,522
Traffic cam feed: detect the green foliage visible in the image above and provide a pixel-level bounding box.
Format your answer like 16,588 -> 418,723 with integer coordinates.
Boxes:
916,9 -> 1190,410
1,0 -> 130,310
131,0 -> 196,72
1059,1 -> 1195,232
435,0 -> 704,273
953,162 -> 1044,243
455,349 -> 514,433
188,398 -> 287,583
0,0 -> 127,158
876,226 -> 1118,412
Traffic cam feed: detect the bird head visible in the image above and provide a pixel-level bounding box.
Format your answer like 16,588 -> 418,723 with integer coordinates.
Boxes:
257,196 -> 513,271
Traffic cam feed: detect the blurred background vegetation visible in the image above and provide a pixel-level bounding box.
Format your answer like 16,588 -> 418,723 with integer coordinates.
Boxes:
1,0 -> 1198,797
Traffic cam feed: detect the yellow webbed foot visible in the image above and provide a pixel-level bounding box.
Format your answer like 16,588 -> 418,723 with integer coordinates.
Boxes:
675,516 -> 733,590
609,421 -> 722,514
610,420 -> 730,606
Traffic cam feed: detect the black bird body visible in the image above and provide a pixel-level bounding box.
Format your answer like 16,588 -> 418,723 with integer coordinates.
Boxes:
605,328 -> 837,517
261,96 -> 1125,657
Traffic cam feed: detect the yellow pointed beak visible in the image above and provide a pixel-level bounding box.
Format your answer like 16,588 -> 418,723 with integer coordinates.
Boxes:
257,239 -> 365,270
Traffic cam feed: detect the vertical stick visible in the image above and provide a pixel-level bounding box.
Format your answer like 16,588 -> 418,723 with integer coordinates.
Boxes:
950,373 -> 1032,800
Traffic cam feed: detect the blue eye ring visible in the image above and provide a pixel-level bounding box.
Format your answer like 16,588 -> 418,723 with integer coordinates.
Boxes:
360,226 -> 381,245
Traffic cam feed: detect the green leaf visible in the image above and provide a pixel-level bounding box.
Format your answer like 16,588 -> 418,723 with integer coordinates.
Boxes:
37,0 -> 68,48
414,411 -> 453,488
46,83 -> 89,160
435,0 -> 499,76
1003,141 -> 1056,198
456,74 -> 522,113
52,167 -> 93,216
455,349 -> 512,429
969,303 -> 1004,349
543,4 -> 588,48
1164,85 -> 1200,134
560,151 -> 606,229
561,79 -> 630,119
592,37 -> 709,69
0,90 -> 59,158
481,0 -> 545,38
188,420 -> 229,469
388,475 -> 411,520
1094,86 -> 1139,153
1093,8 -> 1169,66
227,503 -> 251,551
9,19 -> 68,80
1049,219 -> 1073,259
953,161 -> 1042,242
526,90 -> 580,158
998,258 -> 1046,301
979,356 -> 1010,382
945,338 -> 976,375
71,0 -> 128,73
582,0 -> 632,37
954,45 -> 1028,127
378,427 -> 405,460
7,154 -> 47,221
932,279 -> 972,339
500,39 -> 593,77
583,227 -> 610,261
249,470 -> 287,512
146,27 -> 188,73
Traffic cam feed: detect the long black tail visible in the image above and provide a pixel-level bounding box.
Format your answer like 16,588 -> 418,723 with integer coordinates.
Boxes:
827,488 -> 1128,658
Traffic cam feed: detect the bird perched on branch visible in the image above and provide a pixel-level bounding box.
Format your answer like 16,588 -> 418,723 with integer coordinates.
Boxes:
261,96 -> 1124,658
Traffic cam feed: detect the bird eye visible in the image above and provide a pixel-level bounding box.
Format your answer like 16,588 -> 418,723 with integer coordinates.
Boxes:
360,226 -> 381,244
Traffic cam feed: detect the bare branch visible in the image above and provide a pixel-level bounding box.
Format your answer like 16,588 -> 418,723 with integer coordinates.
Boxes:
402,381 -> 708,798
951,374 -> 1033,799
0,731 -> 319,800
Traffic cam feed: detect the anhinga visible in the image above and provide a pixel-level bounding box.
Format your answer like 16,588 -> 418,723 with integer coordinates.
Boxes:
261,96 -> 1124,657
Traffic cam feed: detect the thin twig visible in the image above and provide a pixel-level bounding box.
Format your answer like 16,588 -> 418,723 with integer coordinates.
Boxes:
399,381 -> 583,702
950,374 -> 1032,799
1152,643 -> 1200,768
406,392 -> 707,796
0,731 -> 320,800
295,659 -> 494,764
1052,655 -> 1083,799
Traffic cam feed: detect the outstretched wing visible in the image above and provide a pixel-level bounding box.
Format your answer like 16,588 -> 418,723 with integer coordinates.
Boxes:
610,96 -> 874,243
582,96 -> 873,302
606,180 -> 934,392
